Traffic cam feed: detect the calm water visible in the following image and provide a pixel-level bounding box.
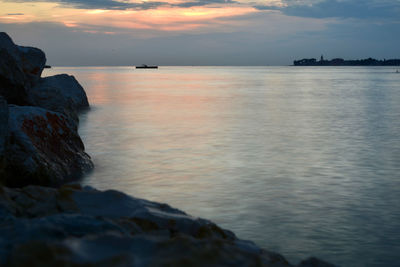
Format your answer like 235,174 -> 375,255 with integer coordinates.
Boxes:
44,66 -> 400,266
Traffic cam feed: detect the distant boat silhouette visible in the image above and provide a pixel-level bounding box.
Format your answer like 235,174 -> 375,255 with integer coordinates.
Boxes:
136,64 -> 158,69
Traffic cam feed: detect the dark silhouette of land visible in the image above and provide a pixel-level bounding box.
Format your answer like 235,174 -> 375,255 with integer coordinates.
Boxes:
294,55 -> 400,66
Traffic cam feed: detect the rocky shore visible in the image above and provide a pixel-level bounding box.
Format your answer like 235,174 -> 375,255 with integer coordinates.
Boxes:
0,32 -> 335,266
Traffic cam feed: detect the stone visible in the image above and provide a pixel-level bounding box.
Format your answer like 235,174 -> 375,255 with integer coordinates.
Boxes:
0,185 -> 322,267
0,97 -> 8,177
0,33 -> 27,105
27,74 -> 89,121
0,33 -> 92,186
297,257 -> 337,267
17,45 -> 46,85
0,32 -> 46,105
2,105 -> 93,187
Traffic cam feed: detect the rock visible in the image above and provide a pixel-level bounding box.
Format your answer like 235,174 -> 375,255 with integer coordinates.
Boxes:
0,32 -> 46,105
0,32 -> 20,59
0,97 -> 8,179
0,184 -> 331,267
27,74 -> 89,121
2,106 -> 93,187
0,33 -> 27,105
0,97 -> 7,155
297,257 -> 337,267
17,45 -> 46,85
0,32 -> 92,186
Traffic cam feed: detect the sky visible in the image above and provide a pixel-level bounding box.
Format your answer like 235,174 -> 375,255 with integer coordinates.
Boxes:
0,0 -> 399,65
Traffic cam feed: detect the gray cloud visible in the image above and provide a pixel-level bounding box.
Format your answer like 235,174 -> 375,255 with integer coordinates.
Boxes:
5,0 -> 169,10
5,0 -> 237,10
255,0 -> 400,19
7,13 -> 25,15
175,0 -> 237,8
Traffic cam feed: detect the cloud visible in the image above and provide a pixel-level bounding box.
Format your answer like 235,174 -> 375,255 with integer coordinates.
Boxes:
7,13 -> 24,15
2,6 -> 399,66
175,0 -> 237,8
255,0 -> 400,19
4,0 -> 239,10
0,20 -> 315,65
5,0 -> 167,10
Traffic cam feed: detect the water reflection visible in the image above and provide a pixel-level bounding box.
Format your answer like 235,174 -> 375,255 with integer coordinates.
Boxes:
44,66 -> 400,267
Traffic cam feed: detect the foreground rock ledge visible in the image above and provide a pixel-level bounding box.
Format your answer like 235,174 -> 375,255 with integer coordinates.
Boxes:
0,184 -> 335,267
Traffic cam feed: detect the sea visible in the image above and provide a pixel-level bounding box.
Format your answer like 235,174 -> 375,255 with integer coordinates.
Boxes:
43,66 -> 400,267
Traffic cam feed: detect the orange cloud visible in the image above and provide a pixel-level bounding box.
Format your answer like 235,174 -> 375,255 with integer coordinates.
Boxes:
0,1 -> 258,34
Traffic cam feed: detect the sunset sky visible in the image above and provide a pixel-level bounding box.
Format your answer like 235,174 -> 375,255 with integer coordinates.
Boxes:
1,0 -> 399,65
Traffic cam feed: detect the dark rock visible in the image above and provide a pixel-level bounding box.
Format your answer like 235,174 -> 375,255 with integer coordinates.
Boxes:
297,257 -> 337,267
27,74 -> 89,122
0,97 -> 8,178
17,45 -> 46,85
0,185 -> 311,267
2,106 -> 93,187
0,34 -> 27,105
0,32 -> 46,105
0,32 -> 92,186
0,97 -> 7,155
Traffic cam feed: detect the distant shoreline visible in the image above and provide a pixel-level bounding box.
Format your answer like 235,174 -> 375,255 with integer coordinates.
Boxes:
294,57 -> 400,66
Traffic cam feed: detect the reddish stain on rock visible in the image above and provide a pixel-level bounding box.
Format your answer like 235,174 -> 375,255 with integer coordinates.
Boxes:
21,112 -> 77,159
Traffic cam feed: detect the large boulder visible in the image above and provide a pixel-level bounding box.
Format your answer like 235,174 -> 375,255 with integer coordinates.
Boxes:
0,185 -> 335,266
0,97 -> 8,178
27,74 -> 89,121
17,45 -> 47,85
0,97 -> 7,153
0,32 -> 46,105
2,105 -> 93,187
0,33 -> 27,105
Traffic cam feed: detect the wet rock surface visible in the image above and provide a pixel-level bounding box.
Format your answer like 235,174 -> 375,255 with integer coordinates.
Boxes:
0,185 -> 335,267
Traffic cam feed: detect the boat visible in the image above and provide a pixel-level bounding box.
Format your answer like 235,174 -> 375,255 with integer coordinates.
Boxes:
136,64 -> 158,69
44,65 -> 51,69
